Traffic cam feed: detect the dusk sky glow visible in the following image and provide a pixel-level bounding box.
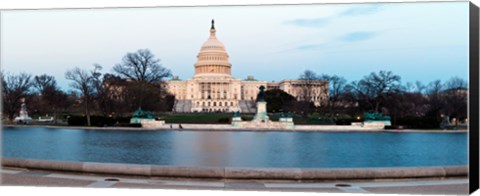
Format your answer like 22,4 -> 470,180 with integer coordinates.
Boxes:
1,2 -> 469,91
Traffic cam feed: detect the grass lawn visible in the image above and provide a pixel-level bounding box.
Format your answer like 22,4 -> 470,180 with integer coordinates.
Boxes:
159,113 -> 233,124
158,113 -> 335,125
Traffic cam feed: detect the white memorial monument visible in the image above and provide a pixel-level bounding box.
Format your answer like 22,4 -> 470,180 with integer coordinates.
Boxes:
232,86 -> 294,129
14,98 -> 33,124
251,86 -> 270,123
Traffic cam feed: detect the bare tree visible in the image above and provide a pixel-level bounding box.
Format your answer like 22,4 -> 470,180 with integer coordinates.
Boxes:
33,74 -> 57,93
319,74 -> 347,120
415,81 -> 426,94
90,64 -> 105,114
113,49 -> 171,83
404,81 -> 426,94
445,76 -> 468,90
443,77 -> 468,122
424,79 -> 445,118
296,70 -> 321,117
426,79 -> 444,104
423,77 -> 467,125
349,70 -> 402,113
113,49 -> 172,111
32,74 -> 68,123
65,66 -> 99,126
1,71 -> 33,121
97,73 -> 127,116
299,70 -> 320,101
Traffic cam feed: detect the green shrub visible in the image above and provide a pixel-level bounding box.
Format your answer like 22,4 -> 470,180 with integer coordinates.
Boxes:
217,117 -> 230,123
67,115 -> 121,127
336,118 -> 356,125
394,116 -> 440,129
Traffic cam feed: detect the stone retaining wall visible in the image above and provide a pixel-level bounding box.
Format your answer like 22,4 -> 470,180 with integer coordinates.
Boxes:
140,120 -> 165,129
5,124 -> 467,133
1,158 -> 468,180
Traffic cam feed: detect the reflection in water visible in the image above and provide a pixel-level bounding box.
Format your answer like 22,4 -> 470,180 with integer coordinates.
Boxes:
198,132 -> 232,167
172,131 -> 232,167
76,129 -> 174,164
229,132 -> 270,167
2,127 -> 468,168
265,132 -> 297,167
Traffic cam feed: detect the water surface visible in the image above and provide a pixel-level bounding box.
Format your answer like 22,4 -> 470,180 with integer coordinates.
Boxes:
2,127 -> 467,168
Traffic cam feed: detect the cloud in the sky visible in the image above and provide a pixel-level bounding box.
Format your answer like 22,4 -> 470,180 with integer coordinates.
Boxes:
339,31 -> 377,42
285,4 -> 383,28
2,2 -> 469,89
295,31 -> 377,51
339,4 -> 383,16
297,43 -> 327,50
284,17 -> 330,27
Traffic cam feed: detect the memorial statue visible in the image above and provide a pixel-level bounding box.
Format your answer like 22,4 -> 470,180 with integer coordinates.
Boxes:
256,85 -> 266,102
233,111 -> 240,117
130,107 -> 155,124
440,115 -> 451,129
231,86 -> 294,129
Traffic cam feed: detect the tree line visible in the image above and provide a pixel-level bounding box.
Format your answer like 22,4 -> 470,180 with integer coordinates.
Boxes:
264,70 -> 468,128
2,49 -> 173,126
2,48 -> 468,128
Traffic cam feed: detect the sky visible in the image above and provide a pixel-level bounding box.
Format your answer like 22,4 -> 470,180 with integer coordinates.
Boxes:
1,2 -> 469,91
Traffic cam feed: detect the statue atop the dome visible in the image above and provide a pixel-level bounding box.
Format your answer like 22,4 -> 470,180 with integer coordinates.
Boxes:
211,19 -> 215,29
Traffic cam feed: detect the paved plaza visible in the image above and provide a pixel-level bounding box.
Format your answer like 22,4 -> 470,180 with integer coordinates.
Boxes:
0,167 -> 469,195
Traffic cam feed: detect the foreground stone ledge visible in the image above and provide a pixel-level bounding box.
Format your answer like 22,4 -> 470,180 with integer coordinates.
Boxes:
225,168 -> 302,179
2,158 -> 83,172
1,158 -> 468,180
150,165 -> 224,178
83,162 -> 151,176
444,166 -> 468,176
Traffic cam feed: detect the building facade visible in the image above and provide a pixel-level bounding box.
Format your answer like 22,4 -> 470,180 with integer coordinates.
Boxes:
167,20 -> 328,113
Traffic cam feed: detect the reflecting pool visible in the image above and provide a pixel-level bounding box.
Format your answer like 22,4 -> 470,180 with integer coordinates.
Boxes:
2,127 -> 467,168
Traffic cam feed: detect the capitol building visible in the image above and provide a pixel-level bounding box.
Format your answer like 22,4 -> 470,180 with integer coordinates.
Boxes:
167,20 -> 328,113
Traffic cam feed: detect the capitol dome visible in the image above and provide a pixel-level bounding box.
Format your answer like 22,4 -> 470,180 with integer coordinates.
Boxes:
194,20 -> 232,79
200,30 -> 226,51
